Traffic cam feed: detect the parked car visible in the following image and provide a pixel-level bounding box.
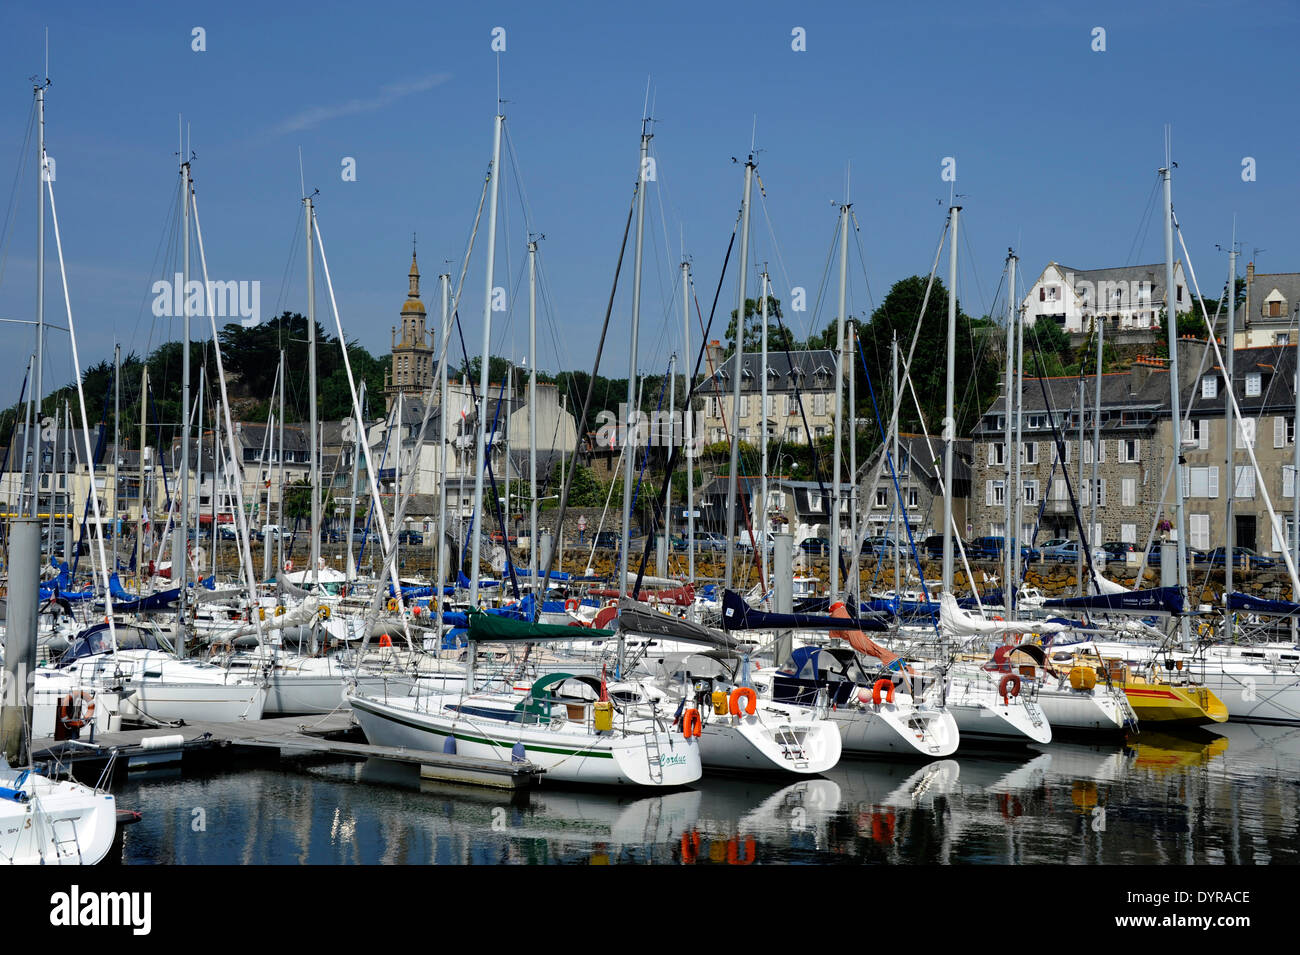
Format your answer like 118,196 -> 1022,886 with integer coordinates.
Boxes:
218,525 -> 239,541
1041,539 -> 1106,564
1203,546 -> 1276,569
970,536 -> 1040,562
922,534 -> 963,559
592,530 -> 621,550
1101,541 -> 1139,562
799,537 -> 829,556
397,529 -> 424,545
351,528 -> 379,545
861,535 -> 905,556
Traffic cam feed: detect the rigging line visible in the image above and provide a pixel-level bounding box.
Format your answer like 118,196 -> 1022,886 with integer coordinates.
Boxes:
804,214 -> 841,344
272,204 -> 305,322
631,212 -> 741,595
1125,175 -> 1163,268
847,209 -> 877,316
0,97 -> 36,292
958,216 -> 992,322
539,183 -> 639,585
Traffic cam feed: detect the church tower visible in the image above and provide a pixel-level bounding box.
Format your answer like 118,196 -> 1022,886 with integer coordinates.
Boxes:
385,247 -> 434,409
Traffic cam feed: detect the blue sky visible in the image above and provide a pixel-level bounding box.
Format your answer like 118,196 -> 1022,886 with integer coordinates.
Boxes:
0,0 -> 1296,413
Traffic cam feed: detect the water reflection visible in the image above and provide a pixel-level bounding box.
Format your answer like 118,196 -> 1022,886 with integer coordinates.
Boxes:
112,725 -> 1300,864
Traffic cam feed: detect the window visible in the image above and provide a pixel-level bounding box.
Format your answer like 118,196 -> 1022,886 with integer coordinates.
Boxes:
1122,478 -> 1136,507
1053,478 -> 1067,501
907,489 -> 919,509
1082,478 -> 1106,507
986,480 -> 1006,507
990,443 -> 1006,466
1245,372 -> 1262,397
1184,419 -> 1209,450
1237,417 -> 1257,448
1277,333 -> 1291,346
1189,514 -> 1210,550
1275,416 -> 1294,448
1119,439 -> 1141,463
1271,516 -> 1297,553
1235,465 -> 1256,499
787,428 -> 800,442
1023,480 -> 1038,505
1083,440 -> 1106,464
739,395 -> 749,417
1028,414 -> 1045,429
874,489 -> 888,508
813,394 -> 827,416
1121,523 -> 1137,544
1202,376 -> 1218,399
1021,442 -> 1037,465
1187,466 -> 1219,499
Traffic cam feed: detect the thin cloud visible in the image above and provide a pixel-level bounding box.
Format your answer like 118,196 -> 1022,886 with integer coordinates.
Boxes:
276,73 -> 451,133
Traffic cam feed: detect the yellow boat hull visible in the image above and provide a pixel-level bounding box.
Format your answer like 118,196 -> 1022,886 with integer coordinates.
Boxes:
1122,684 -> 1228,725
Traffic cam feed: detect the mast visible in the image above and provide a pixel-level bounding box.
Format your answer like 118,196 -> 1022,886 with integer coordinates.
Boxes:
1077,376 -> 1085,598
469,111 -> 504,636
848,316 -> 858,597
30,82 -> 45,521
941,205 -> 960,595
137,365 -> 147,575
620,124 -> 652,605
683,261 -> 695,589
173,156 -> 191,655
347,381 -> 365,581
725,158 -> 754,594
277,348 -> 285,573
1003,251 -> 1016,609
306,196 -> 320,592
195,363 -> 205,549
436,273 -> 450,610
1090,310 -> 1103,593
1225,243 -> 1236,625
830,201 -> 848,597
112,344 -> 120,571
760,269 -> 770,591
1014,300 -> 1025,592
892,333 -> 900,592
528,241 -> 539,592
1161,156 -> 1191,643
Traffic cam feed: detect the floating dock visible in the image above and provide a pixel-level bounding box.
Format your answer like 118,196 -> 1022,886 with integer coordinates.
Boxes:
31,714 -> 542,791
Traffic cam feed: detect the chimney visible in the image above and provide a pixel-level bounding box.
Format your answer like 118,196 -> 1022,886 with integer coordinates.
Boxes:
706,340 -> 725,376
1129,356 -> 1153,395
1245,261 -> 1254,325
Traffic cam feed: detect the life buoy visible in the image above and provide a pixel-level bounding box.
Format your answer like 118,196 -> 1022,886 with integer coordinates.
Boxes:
728,686 -> 757,717
274,605 -> 285,616
378,634 -> 393,648
58,691 -> 95,730
565,597 -> 579,613
999,673 -> 1022,704
871,678 -> 896,705
320,604 -> 331,620
387,598 -> 399,613
726,835 -> 757,866
284,559 -> 294,572
412,605 -> 421,617
682,708 -> 703,738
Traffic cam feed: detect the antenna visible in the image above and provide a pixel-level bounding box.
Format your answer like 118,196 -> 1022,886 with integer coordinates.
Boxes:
44,28 -> 49,83
298,147 -> 306,199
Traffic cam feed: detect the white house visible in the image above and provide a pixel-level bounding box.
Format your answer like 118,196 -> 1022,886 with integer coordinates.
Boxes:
1022,261 -> 1189,335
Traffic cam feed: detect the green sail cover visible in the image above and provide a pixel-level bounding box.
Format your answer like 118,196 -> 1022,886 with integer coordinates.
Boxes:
467,611 -> 617,643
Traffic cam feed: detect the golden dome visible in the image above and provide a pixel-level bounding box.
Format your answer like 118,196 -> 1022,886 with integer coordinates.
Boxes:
402,298 -> 426,314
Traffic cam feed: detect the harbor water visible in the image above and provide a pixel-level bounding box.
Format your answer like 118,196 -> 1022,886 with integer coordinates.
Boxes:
109,721 -> 1300,865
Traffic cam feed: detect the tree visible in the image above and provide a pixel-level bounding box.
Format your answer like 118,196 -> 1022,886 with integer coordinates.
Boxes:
725,295 -> 793,354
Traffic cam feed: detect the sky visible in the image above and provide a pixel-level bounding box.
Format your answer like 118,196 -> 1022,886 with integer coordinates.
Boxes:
0,0 -> 1296,417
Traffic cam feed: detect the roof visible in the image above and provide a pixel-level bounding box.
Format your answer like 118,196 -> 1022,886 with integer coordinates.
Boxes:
1245,271 -> 1300,325
702,348 -> 837,391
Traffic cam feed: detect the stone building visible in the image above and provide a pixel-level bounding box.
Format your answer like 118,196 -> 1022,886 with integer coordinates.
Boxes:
859,433 -> 971,541
698,342 -> 838,446
1237,263 -> 1300,348
385,251 -> 435,409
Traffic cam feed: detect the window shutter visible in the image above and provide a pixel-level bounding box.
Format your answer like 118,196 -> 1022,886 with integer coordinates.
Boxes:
1285,466 -> 1295,499
1277,416 -> 1287,449
1098,439 -> 1106,462
1133,440 -> 1141,462
1208,467 -> 1219,499
986,481 -> 993,506
1099,478 -> 1107,506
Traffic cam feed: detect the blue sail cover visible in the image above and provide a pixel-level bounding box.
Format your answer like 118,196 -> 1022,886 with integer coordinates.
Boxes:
1228,591 -> 1300,616
456,571 -> 500,590
722,589 -> 889,632
441,594 -> 536,629
1042,586 -> 1183,615
793,595 -> 900,616
106,573 -> 180,612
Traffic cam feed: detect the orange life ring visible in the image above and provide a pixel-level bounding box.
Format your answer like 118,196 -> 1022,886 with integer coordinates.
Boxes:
58,691 -> 95,730
728,686 -> 757,717
726,835 -> 757,865
284,559 -> 294,572
565,597 -> 579,613
999,673 -> 1022,704
378,633 -> 393,648
682,708 -> 703,738
871,678 -> 896,705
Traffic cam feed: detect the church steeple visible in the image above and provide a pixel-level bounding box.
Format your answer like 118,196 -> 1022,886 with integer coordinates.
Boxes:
409,235 -> 420,298
387,240 -> 433,409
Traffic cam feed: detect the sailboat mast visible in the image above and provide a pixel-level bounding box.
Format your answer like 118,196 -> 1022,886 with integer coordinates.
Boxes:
1225,243 -> 1236,623
1161,158 -> 1191,643
1014,298 -> 1025,591
1003,251 -> 1016,609
830,201 -> 848,597
113,344 -> 120,571
528,240 -> 539,590
620,126 -> 652,603
307,196 -> 320,591
1090,310 -> 1103,589
683,260 -> 695,588
174,157 -> 192,655
469,112 -> 504,616
849,318 -> 858,595
892,333 -> 900,592
347,381 -> 365,581
725,158 -> 753,593
137,365 -> 147,574
941,205 -> 960,595
760,270 -> 770,590
436,273 -> 450,606
195,364 -> 205,548
278,348 -> 285,572
30,83 -> 45,521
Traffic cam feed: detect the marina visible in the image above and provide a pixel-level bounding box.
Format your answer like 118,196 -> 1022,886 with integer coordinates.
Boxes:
0,9 -> 1296,928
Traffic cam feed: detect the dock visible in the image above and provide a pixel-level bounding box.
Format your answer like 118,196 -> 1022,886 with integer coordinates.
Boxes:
31,714 -> 542,791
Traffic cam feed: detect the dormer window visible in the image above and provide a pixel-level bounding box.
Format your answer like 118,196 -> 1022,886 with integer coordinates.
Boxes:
1202,375 -> 1218,399
1245,372 -> 1262,397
